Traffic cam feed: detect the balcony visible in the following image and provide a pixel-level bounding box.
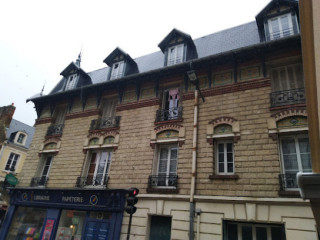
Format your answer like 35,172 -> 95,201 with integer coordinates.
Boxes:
30,176 -> 48,187
90,116 -> 120,130
270,88 -> 306,108
75,176 -> 108,188
266,27 -> 298,41
155,107 -> 183,123
46,124 -> 64,137
148,175 -> 178,188
279,173 -> 298,190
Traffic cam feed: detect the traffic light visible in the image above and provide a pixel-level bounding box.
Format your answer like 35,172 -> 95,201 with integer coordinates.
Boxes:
125,188 -> 139,214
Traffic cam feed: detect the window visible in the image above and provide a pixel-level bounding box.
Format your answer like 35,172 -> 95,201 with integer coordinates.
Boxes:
159,88 -> 181,121
41,155 -> 53,181
224,221 -> 285,240
86,150 -> 112,186
267,13 -> 298,40
167,44 -> 184,66
17,133 -> 26,144
280,134 -> 311,189
271,64 -> 304,91
5,153 -> 20,172
110,61 -> 124,80
216,140 -> 234,175
156,144 -> 178,187
65,74 -> 78,90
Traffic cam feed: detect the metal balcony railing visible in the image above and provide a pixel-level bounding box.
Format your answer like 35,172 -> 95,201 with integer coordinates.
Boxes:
90,116 -> 120,130
279,173 -> 298,190
148,175 -> 178,188
155,107 -> 183,122
46,124 -> 64,136
30,176 -> 48,187
266,27 -> 298,41
270,88 -> 306,108
75,176 -> 108,188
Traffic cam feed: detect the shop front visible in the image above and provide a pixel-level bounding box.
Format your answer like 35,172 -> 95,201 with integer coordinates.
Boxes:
0,188 -> 126,240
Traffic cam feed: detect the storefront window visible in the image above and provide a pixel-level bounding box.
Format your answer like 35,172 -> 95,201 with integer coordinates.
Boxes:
55,210 -> 86,240
89,211 -> 112,220
6,206 -> 47,240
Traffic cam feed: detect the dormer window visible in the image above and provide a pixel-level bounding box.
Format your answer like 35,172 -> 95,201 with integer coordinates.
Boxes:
167,44 -> 184,66
110,61 -> 125,80
267,13 -> 299,40
17,133 -> 26,144
65,74 -> 78,90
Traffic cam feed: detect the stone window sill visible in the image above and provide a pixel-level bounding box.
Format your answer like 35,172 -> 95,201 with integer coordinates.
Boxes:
209,174 -> 239,180
146,188 -> 179,194
278,190 -> 300,197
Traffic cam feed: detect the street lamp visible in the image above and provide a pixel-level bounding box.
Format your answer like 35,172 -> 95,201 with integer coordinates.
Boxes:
187,70 -> 205,102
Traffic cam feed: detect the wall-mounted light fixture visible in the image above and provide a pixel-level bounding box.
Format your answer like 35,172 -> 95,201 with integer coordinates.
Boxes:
187,70 -> 205,102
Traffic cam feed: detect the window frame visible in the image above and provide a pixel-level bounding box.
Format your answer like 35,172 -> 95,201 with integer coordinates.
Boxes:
40,155 -> 54,180
84,149 -> 113,187
110,61 -> 125,80
267,12 -> 298,40
167,44 -> 184,66
16,133 -> 26,144
65,73 -> 78,90
215,140 -> 234,175
4,152 -> 20,172
279,134 -> 311,174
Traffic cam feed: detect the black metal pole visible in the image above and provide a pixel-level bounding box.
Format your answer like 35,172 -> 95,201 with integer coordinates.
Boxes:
126,213 -> 133,240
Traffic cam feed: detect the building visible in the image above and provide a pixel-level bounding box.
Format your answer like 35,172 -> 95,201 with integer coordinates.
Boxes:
0,105 -> 35,225
1,0 -> 317,239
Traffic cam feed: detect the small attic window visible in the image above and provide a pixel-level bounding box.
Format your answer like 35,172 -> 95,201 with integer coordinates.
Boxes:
65,74 -> 78,90
167,44 -> 184,66
110,61 -> 125,80
266,13 -> 299,40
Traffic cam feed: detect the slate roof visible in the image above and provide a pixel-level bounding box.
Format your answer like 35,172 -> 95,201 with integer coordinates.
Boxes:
81,21 -> 259,87
6,119 -> 35,149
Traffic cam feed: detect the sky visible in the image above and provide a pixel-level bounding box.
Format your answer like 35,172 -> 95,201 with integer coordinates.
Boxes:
0,0 -> 271,126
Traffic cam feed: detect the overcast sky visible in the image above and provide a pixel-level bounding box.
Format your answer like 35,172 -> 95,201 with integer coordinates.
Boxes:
0,0 -> 270,126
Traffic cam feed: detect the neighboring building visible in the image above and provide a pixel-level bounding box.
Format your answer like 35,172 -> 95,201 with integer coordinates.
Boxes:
1,0 -> 317,239
0,105 -> 35,225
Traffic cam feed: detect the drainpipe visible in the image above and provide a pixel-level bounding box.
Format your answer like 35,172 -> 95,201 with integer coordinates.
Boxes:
190,90 -> 199,240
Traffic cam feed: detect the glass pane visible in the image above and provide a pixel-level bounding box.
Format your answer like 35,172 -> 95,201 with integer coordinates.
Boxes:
159,159 -> 167,173
256,227 -> 267,240
242,226 -> 253,240
301,154 -> 312,172
227,143 -> 233,152
279,68 -> 288,90
6,206 -> 47,240
281,138 -> 296,154
298,138 -> 310,153
219,153 -> 224,163
283,154 -> 298,172
287,66 -> 296,89
295,64 -> 304,88
160,148 -> 169,160
95,152 -> 108,185
227,223 -> 238,240
227,153 -> 233,163
218,143 -> 224,153
280,15 -> 290,36
55,210 -> 87,240
170,148 -> 178,160
271,227 -> 284,240
169,160 -> 177,173
219,163 -> 224,173
227,163 -> 233,173
271,18 -> 280,39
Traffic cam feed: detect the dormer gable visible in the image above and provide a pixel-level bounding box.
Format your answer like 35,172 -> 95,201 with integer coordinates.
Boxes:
60,55 -> 92,91
103,47 -> 138,80
158,28 -> 197,67
256,0 -> 299,42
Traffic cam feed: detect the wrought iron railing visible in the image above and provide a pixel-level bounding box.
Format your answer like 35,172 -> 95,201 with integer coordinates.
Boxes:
90,116 -> 121,130
155,107 -> 183,122
46,124 -> 64,136
148,175 -> 178,188
30,176 -> 48,187
75,176 -> 108,188
279,173 -> 298,190
266,27 -> 298,41
270,88 -> 306,108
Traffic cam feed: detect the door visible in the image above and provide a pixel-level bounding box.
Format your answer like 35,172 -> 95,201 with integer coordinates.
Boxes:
149,216 -> 172,240
83,220 -> 110,240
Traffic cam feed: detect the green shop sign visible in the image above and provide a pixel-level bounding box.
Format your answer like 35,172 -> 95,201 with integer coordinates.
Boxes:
5,173 -> 18,186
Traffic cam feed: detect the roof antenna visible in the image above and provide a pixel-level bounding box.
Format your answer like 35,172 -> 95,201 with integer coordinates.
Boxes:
76,45 -> 83,67
40,81 -> 46,96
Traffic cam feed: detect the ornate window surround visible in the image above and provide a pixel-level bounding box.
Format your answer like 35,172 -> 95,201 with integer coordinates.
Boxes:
83,130 -> 119,152
39,137 -> 61,156
150,124 -> 185,149
206,116 -> 240,145
268,109 -> 308,140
